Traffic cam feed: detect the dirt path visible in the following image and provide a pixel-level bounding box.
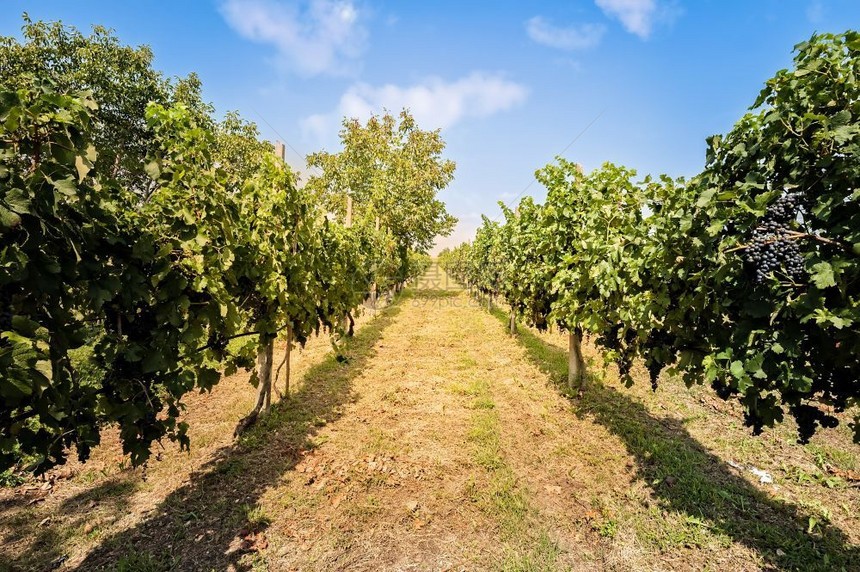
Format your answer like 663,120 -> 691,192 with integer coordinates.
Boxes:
249,277 -> 602,571
2,265 -> 858,571
60,270 -> 606,571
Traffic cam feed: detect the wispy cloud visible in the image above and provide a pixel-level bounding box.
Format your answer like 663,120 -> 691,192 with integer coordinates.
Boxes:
806,0 -> 824,23
595,0 -> 658,39
525,16 -> 606,50
219,0 -> 367,76
301,73 -> 529,142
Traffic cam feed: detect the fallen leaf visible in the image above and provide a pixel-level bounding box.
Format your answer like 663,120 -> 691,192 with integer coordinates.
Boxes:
828,466 -> 860,482
224,536 -> 251,555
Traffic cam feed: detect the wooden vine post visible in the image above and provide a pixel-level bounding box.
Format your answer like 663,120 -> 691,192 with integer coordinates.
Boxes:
342,192 -> 352,334
273,141 -> 293,399
510,205 -> 519,335
236,141 -> 293,435
257,165 -> 278,410
369,216 -> 380,316
568,328 -> 585,393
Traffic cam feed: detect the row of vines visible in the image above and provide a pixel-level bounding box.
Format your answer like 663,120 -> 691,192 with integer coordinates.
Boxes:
0,18 -> 443,473
441,32 -> 860,444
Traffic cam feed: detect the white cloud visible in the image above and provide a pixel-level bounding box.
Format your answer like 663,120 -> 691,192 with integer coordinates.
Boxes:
595,0 -> 657,39
219,0 -> 367,76
301,73 -> 529,141
525,16 -> 605,50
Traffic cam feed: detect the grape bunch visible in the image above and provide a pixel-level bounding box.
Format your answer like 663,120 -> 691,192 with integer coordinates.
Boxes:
617,357 -> 631,379
711,377 -> 735,400
647,360 -> 662,391
745,191 -> 805,283
814,364 -> 854,412
0,290 -> 11,332
643,329 -> 672,391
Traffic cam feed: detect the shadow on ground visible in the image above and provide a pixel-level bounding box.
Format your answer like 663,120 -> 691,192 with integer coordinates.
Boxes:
0,472 -> 148,572
18,297 -> 406,572
490,307 -> 859,572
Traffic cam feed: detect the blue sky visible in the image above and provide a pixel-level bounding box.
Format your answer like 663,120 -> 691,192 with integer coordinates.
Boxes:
2,1 -> 858,251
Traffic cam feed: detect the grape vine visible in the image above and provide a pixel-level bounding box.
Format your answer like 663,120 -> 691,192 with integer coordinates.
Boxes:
443,32 -> 860,444
0,19 -> 452,473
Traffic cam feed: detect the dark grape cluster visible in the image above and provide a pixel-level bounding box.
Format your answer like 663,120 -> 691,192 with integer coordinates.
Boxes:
600,325 -> 637,384
647,361 -> 662,391
711,377 -> 735,400
814,365 -> 855,413
0,290 -> 11,332
745,192 -> 805,283
600,324 -> 623,351
642,329 -> 672,391
206,331 -> 230,360
617,358 -> 631,379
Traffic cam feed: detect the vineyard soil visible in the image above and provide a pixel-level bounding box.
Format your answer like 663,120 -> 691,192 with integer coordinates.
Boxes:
1,266 -> 858,571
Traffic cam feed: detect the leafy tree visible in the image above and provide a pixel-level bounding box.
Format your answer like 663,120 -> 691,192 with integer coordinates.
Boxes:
226,148 -> 331,433
540,161 -> 655,388
0,15 -> 209,195
469,217 -> 502,300
438,242 -> 472,289
214,111 -> 273,193
0,85 -> 374,469
101,102 -> 239,463
306,109 -> 457,282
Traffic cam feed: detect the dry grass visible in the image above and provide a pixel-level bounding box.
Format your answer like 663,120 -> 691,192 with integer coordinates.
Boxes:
484,298 -> 860,572
1,265 -> 858,571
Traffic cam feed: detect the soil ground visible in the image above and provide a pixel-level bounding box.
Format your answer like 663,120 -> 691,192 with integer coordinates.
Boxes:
1,265 -> 858,571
